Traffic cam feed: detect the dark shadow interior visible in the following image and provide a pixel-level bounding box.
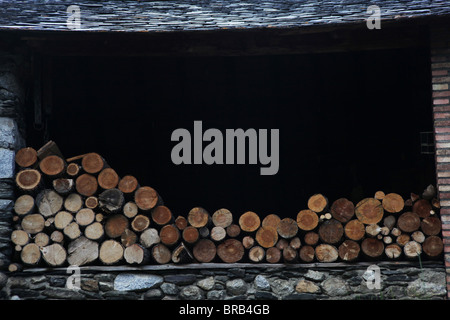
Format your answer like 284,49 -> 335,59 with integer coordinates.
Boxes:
26,46 -> 435,218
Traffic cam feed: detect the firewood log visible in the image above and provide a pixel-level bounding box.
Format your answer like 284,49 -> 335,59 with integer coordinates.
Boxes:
403,240 -> 422,259
135,186 -> 159,211
36,189 -> 63,217
75,174 -> 98,197
361,238 -> 384,259
66,163 -> 80,177
242,236 -> 255,249
182,226 -> 199,244
249,246 -> 265,262
15,169 -> 42,192
344,219 -> 365,241
172,242 -> 194,263
255,226 -> 278,248
413,199 -> 432,218
338,240 -> 360,262
160,224 -> 180,246
99,239 -> 124,265
193,239 -> 216,263
276,238 -> 289,250
296,209 -> 319,231
262,214 -> 281,229
217,239 -> 244,263
411,231 -> 426,243
175,216 -> 188,231
304,231 -> 319,245
330,198 -> 355,223
21,243 -> 41,265
266,247 -> 281,263
239,211 -> 260,232
64,193 -> 83,213
374,191 -> 385,200
63,221 -> 81,240
307,194 -> 328,213
422,236 -> 444,258
121,229 -> 137,247
277,218 -> 298,239
123,201 -> 138,218
85,222 -> 104,241
319,219 -> 344,244
421,216 -> 442,236
85,196 -> 99,209
124,243 -> 150,265
151,205 -> 173,226
105,214 -> 129,238
365,224 -> 382,237
67,236 -> 99,266
355,198 -> 383,225
131,214 -> 150,232
98,168 -> 119,190
11,230 -> 30,247
13,194 -> 35,216
383,215 -> 396,230
75,208 -> 95,226
226,224 -> 241,238
199,226 -> 210,238
81,152 -> 105,174
212,208 -> 233,228
139,228 -> 160,248
118,175 -> 139,194
315,244 -> 338,262
37,140 -> 64,160
289,237 -> 301,250
15,147 -> 38,168
52,178 -> 74,195
8,263 -> 23,273
21,214 -> 45,234
41,243 -> 67,267
99,188 -> 125,213
39,155 -> 66,177
396,234 -> 410,247
151,244 -> 171,264
397,212 -> 420,233
210,226 -> 226,242
382,193 -> 404,213
385,243 -> 402,259
282,246 -> 298,262
34,232 -> 50,248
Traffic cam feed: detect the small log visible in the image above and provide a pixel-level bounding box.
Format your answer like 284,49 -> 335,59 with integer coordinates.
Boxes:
67,236 -> 99,266
139,228 -> 160,248
85,196 -> 99,209
66,163 -> 80,177
330,198 -> 355,223
21,243 -> 41,265
39,155 -> 66,177
344,219 -> 365,241
361,238 -> 384,258
118,175 -> 139,194
296,209 -> 319,231
383,215 -> 396,230
99,188 -> 125,213
266,247 -> 282,263
383,236 -> 393,244
199,226 -> 210,238
355,198 -> 383,225
397,212 -> 420,233
432,198 -> 440,209
411,193 -> 420,202
412,199 -> 432,218
124,243 -> 150,265
182,226 -> 200,244
217,239 -> 244,263
385,243 -> 402,259
262,214 -> 281,229
304,231 -> 319,246
422,236 -> 444,257
239,211 -> 260,232
315,244 -> 338,262
338,240 -> 360,262
121,229 -> 137,247
276,238 -> 289,250
99,239 -> 124,265
403,240 -> 422,259
84,222 -> 105,241
8,263 -> 23,273
172,242 -> 194,263
15,147 -> 38,168
81,152 -> 105,174
242,236 -> 255,249
41,243 -> 67,267
15,169 -> 42,192
396,234 -> 410,247
98,168 -> 119,190
249,246 -> 265,262
226,224 -> 241,238
135,186 -> 159,211
13,194 -> 35,216
277,218 -> 298,239
193,239 -> 216,263
75,208 -> 95,226
411,231 -> 426,243
21,214 -> 45,234
36,189 -> 63,217
299,245 -> 315,262
212,208 -> 233,228
160,224 -> 180,246
64,193 -> 83,213
283,246 -> 298,262
307,194 -> 328,213
75,174 -> 98,197
319,219 -> 344,244
175,216 -> 188,231
151,205 -> 173,226
255,226 -> 278,248
131,214 -> 150,232
34,232 -> 50,248
422,184 -> 436,200
123,201 -> 138,218
421,216 -> 442,236
391,227 -> 402,237
152,244 -> 172,264
37,140 -> 64,160
374,191 -> 385,200
53,178 -> 74,195
365,224 -> 382,237
289,237 -> 301,250
382,193 -> 404,213
51,230 -> 64,243
95,213 -> 104,222
11,230 -> 30,247
105,214 -> 129,238
210,226 -> 226,242
64,221 -> 81,240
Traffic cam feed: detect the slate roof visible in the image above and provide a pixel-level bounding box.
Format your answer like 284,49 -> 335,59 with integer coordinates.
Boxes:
0,0 -> 449,32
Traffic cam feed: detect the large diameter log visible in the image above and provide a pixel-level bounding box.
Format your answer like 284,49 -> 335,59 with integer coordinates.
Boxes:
124,244 -> 149,265
385,243 -> 402,259
412,199 -> 432,218
15,147 -> 38,168
98,168 -> 119,190
118,175 -> 139,194
151,206 -> 173,226
299,245 -> 315,262
64,193 -> 83,213
361,238 -> 384,258
217,239 -> 244,263
105,214 -> 129,238
99,240 -> 124,265
85,222 -> 105,241
382,193 -> 404,213
75,174 -> 98,197
36,189 -> 63,217
249,246 -> 265,262
318,219 -> 344,244
135,186 -> 159,211
239,211 -> 260,232
13,194 -> 35,216
193,239 -> 216,263
21,214 -> 45,234
344,219 -> 365,241
403,240 -> 422,259
39,155 -> 66,177
296,210 -> 319,231
140,228 -> 160,248
54,211 -> 74,230
152,244 -> 172,264
53,178 -> 74,195
99,188 -> 125,213
355,198 -> 383,225
75,208 -> 95,226
67,236 -> 99,266
338,240 -> 360,262
21,243 -> 41,265
266,247 -> 281,263
262,214 -> 281,229
255,226 -> 278,248
212,208 -> 233,228
421,216 -> 442,236
397,212 -> 420,233
182,226 -> 200,244
81,152 -> 105,174
172,242 -> 194,263
307,194 -> 328,213
422,236 -> 444,257
160,224 -> 180,246
330,198 -> 355,223
277,218 -> 298,239
315,244 -> 338,262
16,169 -> 42,191
42,243 -> 67,267
131,214 -> 150,232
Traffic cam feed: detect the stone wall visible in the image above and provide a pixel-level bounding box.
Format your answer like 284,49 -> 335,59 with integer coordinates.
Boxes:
0,263 -> 446,300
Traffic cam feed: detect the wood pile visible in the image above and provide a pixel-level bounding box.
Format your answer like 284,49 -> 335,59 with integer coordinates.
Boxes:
9,141 -> 444,270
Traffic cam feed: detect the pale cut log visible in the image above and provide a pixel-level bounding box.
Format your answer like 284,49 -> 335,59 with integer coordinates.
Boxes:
385,243 -> 402,259
193,239 -> 216,263
249,246 -> 265,262
45,216 -> 55,228
124,243 -> 149,265
266,247 -> 281,263
15,169 -> 42,191
242,236 -> 255,249
289,237 -> 301,250
123,201 -> 138,218
121,229 -> 137,247
411,231 -> 426,243
41,243 -> 67,266
282,246 -> 298,262
344,219 -> 365,241
226,224 -> 241,238
152,243 -> 171,264
212,208 -> 233,228
36,189 -> 63,217
255,226 -> 278,248
307,194 -> 328,213
172,242 -> 194,263
131,214 -> 150,233
52,178 -> 74,195
380,226 -> 390,235
21,243 -> 41,265
139,228 -> 160,248
217,239 -> 244,263
99,188 -> 125,213
361,238 -> 384,258
151,205 -> 173,226
296,209 -> 319,231
396,234 -> 410,247
34,232 -> 50,248
383,215 -> 396,230
382,193 -> 404,213
304,231 -> 319,245
355,198 -> 383,225
338,240 -> 360,261
397,212 -> 420,233
175,216 -> 188,231
319,219 -> 344,244
95,213 -> 104,222
403,240 -> 422,259
383,236 -> 393,244
21,213 -> 45,234
15,147 -> 38,168
14,194 -> 35,216
51,230 -> 64,243
75,208 -> 95,226
188,207 -> 211,228
64,193 -> 83,213
84,222 -> 104,241
330,198 -> 355,223
276,238 -> 289,250
75,174 -> 98,197
160,224 -> 180,246
39,155 -> 66,177
81,152 -> 105,174
211,226 -> 226,242
98,168 -> 119,190
118,175 -> 139,194
315,244 -> 338,262
11,230 -> 29,246
64,221 -> 81,240
8,263 -> 23,273
365,224 -> 382,237
262,214 -> 281,229
182,226 -> 200,244
277,217 -> 298,239
413,199 -> 432,218
105,214 -> 129,238
421,216 -> 442,236
422,236 -> 444,257
239,211 -> 260,232
374,191 -> 385,200
299,245 -> 315,262
135,186 -> 159,211
99,239 -> 124,265
37,140 -> 64,160
66,163 -> 80,177
67,236 -> 99,266
85,196 -> 99,209
391,227 -> 401,237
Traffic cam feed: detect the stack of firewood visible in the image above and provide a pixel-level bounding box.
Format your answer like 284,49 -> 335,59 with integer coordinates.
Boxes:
9,141 -> 444,270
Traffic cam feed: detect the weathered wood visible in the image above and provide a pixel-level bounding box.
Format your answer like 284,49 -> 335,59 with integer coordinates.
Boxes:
85,222 -> 104,241
217,239 -> 244,263
121,229 -> 137,247
21,243 -> 41,265
98,168 -> 119,190
85,196 -> 99,209
199,226 -> 210,238
403,240 -> 422,259
160,224 -> 180,246
135,186 -> 159,211
411,230 -> 426,243
361,238 -> 384,258
226,224 -> 241,238
11,230 -> 30,247
34,232 -> 50,247
315,244 -> 338,262
50,230 -> 64,243
365,224 -> 382,237
249,246 -> 265,262
262,214 -> 281,229
396,234 -> 410,247
412,199 -> 432,218
81,152 -> 105,174
330,198 -> 355,223
338,240 -> 360,261
172,242 -> 194,263
299,245 -> 315,262
239,211 -> 260,232
8,263 -> 23,273
344,219 -> 365,241
151,205 -> 173,226
397,212 -> 420,233
307,194 -> 328,213
421,216 -> 442,236
123,201 -> 138,218
63,221 -> 81,240
193,239 -> 216,263
75,173 -> 98,197
266,247 -> 282,263
140,228 -> 160,248
99,239 -> 124,265
39,155 -> 66,177
16,169 -> 42,191
13,194 -> 35,216
152,244 -> 172,264
383,215 -> 396,230
210,226 -> 226,242
75,208 -> 95,226
41,243 -> 67,267
105,214 -> 129,238
382,193 -> 404,213
131,214 -> 150,232
53,178 -> 74,195
319,219 -> 344,244
355,198 -> 383,225
21,214 -> 45,234
296,209 -> 319,231
15,147 -> 38,168
212,208 -> 233,228
36,189 -> 63,217
64,193 -> 83,213
124,243 -> 149,265
289,237 -> 301,250
282,246 -> 298,262
118,175 -> 139,194
276,238 -> 289,250
422,236 -> 443,257
67,236 -> 99,266
304,231 -> 319,245
37,141 -> 64,160
255,226 -> 278,248
242,236 -> 255,249
182,226 -> 200,244
99,188 -> 125,213
277,218 -> 298,239
385,243 -> 402,259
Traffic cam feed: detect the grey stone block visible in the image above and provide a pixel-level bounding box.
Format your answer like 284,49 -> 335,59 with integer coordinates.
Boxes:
114,273 -> 163,291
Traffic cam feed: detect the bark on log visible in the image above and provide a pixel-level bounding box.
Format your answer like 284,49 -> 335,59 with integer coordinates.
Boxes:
98,168 -> 119,190
397,212 -> 420,233
277,218 -> 298,239
135,186 -> 159,211
21,214 -> 45,234
255,226 -> 278,248
121,229 -> 137,247
304,231 -> 319,246
39,155 -> 66,177
13,194 -> 35,216
262,214 -> 281,229
422,236 -> 444,257
131,215 -> 150,232
118,175 -> 139,194
296,209 -> 319,231
15,169 -> 42,192
99,188 -> 125,213
75,208 -> 95,226
413,199 -> 432,218
139,228 -> 160,248
123,201 -> 138,218
374,191 -> 385,200
307,194 -> 328,213
172,242 -> 194,263
193,239 -> 216,263
160,224 -> 180,246
217,239 -> 245,263
52,178 -> 74,195
330,198 -> 355,223
249,246 -> 265,262
212,208 -> 233,228
67,236 -> 99,266
151,205 -> 173,226
239,211 -> 260,232
382,193 -> 404,213
41,243 -> 67,267
385,243 -> 402,259
355,198 -> 383,225
403,240 -> 422,259
315,244 -> 338,262
210,226 -> 226,242
36,189 -> 63,217
338,240 -> 360,261
299,245 -> 315,262
85,196 -> 99,209
105,214 -> 129,238
66,163 -> 80,177
124,244 -> 149,265
266,247 -> 281,263
99,239 -> 124,265
37,140 -> 64,160
64,193 -> 83,213
85,222 -> 105,241
81,152 -> 105,174
319,219 -> 344,244
15,147 -> 38,168
344,219 -> 365,241
182,226 -> 200,244
226,224 -> 241,238
75,174 -> 98,197
421,216 -> 442,236
21,243 -> 41,265
361,238 -> 384,258
175,216 -> 188,231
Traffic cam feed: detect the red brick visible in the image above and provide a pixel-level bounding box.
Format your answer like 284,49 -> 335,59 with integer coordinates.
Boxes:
436,142 -> 450,148
435,134 -> 450,140
437,164 -> 450,171
431,55 -> 448,62
435,127 -> 450,133
434,99 -> 450,105
433,91 -> 450,98
442,230 -> 450,237
435,120 -> 450,127
433,76 -> 450,83
432,62 -> 450,69
433,70 -> 449,76
439,192 -> 450,199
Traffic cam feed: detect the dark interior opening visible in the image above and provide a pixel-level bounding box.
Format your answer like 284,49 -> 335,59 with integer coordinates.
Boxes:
26,44 -> 434,219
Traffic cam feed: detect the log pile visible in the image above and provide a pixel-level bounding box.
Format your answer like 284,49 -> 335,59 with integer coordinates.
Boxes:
9,141 -> 444,270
